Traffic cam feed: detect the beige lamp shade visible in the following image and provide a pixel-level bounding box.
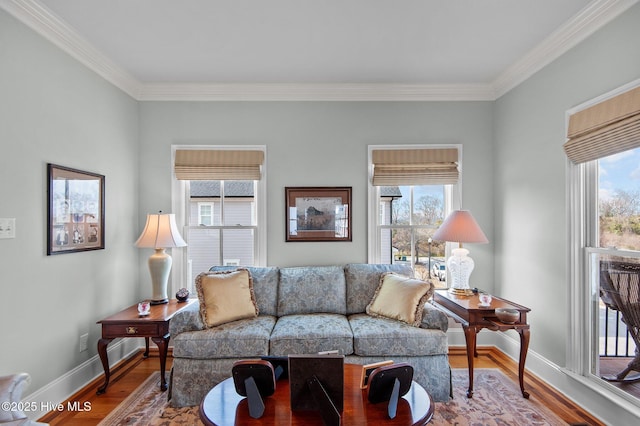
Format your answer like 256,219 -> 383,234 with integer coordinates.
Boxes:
135,213 -> 187,248
135,213 -> 187,304
432,210 -> 488,245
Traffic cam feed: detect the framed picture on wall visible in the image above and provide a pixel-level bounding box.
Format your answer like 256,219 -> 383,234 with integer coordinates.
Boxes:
285,186 -> 352,242
47,163 -> 105,255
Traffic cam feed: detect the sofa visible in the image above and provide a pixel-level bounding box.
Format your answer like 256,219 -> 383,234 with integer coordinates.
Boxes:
168,263 -> 451,407
0,373 -> 48,426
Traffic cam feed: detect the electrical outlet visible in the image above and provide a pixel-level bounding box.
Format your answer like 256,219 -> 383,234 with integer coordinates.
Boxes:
0,218 -> 15,239
79,333 -> 88,352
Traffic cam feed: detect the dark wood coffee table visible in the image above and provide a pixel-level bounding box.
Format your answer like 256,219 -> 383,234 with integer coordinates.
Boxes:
199,363 -> 434,425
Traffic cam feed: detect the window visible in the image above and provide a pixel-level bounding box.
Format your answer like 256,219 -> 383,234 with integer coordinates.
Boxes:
368,145 -> 460,282
171,147 -> 266,293
197,202 -> 214,226
567,81 -> 640,404
187,180 -> 257,274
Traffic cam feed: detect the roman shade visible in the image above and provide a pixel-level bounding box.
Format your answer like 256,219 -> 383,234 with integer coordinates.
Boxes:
174,149 -> 264,180
564,85 -> 640,164
371,148 -> 459,186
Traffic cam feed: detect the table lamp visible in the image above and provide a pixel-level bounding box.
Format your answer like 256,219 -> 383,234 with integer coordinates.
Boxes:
135,212 -> 187,304
432,210 -> 488,296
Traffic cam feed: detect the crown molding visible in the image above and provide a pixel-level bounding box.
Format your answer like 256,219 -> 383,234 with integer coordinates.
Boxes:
0,0 -> 141,98
492,0 -> 639,98
138,83 -> 496,102
2,0 -> 637,102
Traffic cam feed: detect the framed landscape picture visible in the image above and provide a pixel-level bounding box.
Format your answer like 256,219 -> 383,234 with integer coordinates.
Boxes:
47,163 -> 105,255
285,186 -> 352,242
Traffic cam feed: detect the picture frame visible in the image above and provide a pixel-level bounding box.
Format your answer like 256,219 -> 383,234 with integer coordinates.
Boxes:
359,360 -> 394,389
47,163 -> 105,255
288,354 -> 344,413
285,187 -> 352,242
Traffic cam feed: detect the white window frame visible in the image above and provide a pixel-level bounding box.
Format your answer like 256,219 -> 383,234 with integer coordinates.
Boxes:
171,145 -> 267,294
566,80 -> 640,411
197,202 -> 214,226
367,144 -> 461,267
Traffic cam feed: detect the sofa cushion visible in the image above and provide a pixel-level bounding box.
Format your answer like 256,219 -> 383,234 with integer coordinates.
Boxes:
344,263 -> 413,314
366,272 -> 434,326
196,269 -> 258,327
172,315 -> 277,358
269,314 -> 353,356
349,313 -> 448,357
277,266 -> 346,316
210,266 -> 280,317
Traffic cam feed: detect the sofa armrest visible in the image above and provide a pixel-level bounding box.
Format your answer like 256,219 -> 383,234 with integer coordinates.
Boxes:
169,300 -> 204,336
420,303 -> 448,332
0,373 -> 30,422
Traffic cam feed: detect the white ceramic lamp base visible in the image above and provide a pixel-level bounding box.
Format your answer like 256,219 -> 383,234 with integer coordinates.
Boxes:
148,248 -> 172,304
447,247 -> 475,296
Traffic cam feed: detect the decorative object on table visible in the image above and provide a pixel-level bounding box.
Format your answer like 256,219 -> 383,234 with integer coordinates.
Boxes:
366,363 -> 414,419
260,355 -> 289,380
231,360 -> 276,419
478,292 -> 492,307
495,308 -> 520,324
137,301 -> 151,316
96,368 -> 574,426
432,210 -> 488,296
175,287 -> 189,302
135,212 -> 187,305
360,360 -> 394,389
47,163 -> 105,255
285,187 -> 352,242
288,354 -> 344,413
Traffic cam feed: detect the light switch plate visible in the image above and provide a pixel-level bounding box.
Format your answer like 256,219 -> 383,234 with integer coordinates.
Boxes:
0,218 -> 16,239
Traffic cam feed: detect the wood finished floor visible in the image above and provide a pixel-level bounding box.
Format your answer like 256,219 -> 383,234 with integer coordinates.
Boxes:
599,356 -> 640,399
40,346 -> 604,425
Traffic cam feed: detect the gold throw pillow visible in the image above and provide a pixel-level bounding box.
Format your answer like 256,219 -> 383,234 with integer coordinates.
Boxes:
196,269 -> 259,327
366,272 -> 434,326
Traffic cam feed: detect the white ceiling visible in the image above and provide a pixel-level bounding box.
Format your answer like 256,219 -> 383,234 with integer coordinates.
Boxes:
2,0 -> 637,100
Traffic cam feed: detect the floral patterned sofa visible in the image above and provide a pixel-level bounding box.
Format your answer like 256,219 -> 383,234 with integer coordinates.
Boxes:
168,264 -> 451,407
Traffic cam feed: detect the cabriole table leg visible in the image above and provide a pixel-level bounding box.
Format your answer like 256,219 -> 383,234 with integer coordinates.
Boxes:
96,338 -> 113,395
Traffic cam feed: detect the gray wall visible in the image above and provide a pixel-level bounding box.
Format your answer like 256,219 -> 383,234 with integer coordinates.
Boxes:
0,10 -> 140,392
139,101 -> 494,270
3,1 -> 640,422
494,1 -> 640,368
493,4 -> 640,423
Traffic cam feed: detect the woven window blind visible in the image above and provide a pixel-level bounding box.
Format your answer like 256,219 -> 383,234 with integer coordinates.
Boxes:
564,85 -> 640,164
371,148 -> 459,186
174,149 -> 264,180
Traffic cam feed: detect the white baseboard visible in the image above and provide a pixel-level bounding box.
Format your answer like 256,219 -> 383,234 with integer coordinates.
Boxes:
445,326 -> 640,424
22,327 -> 640,424
22,338 -> 142,421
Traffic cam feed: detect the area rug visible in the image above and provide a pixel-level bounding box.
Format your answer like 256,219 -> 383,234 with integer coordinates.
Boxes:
98,369 -> 567,425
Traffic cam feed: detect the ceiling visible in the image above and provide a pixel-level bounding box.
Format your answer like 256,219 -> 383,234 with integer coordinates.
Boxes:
2,0 -> 637,100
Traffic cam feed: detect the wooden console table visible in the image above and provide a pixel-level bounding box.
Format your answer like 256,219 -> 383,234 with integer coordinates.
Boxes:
96,298 -> 195,395
432,289 -> 531,399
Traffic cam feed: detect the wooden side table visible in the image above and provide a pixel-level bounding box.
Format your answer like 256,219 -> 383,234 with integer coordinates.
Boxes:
432,289 -> 531,399
96,298 -> 195,395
